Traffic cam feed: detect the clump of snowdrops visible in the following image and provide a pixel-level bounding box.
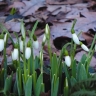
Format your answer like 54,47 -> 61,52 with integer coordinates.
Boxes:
0,19 -> 96,96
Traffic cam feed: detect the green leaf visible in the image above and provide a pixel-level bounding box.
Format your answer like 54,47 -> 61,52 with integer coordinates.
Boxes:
77,63 -> 87,82
70,76 -> 77,87
80,54 -> 87,65
41,83 -> 45,93
31,21 -> 38,38
34,56 -> 40,70
32,71 -> 37,94
71,90 -> 96,96
16,68 -> 22,96
51,53 -> 58,79
3,75 -> 12,95
63,63 -> 70,84
51,74 -> 59,96
35,73 -> 43,96
25,75 -> 32,96
13,80 -> 18,94
72,60 -> 76,78
63,77 -> 69,96
54,77 -> 59,96
0,68 -> 4,89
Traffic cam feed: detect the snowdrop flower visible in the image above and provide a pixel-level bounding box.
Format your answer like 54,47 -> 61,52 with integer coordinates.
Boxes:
72,33 -> 80,45
12,48 -> 19,60
25,47 -> 31,59
64,49 -> 71,67
0,39 -> 4,52
80,42 -> 89,52
65,56 -> 71,67
33,34 -> 39,49
25,41 -> 31,59
0,34 -> 4,52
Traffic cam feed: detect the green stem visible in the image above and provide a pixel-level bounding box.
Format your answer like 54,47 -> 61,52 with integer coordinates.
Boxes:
28,59 -> 30,74
86,34 -> 96,74
3,46 -> 7,82
23,39 -> 27,83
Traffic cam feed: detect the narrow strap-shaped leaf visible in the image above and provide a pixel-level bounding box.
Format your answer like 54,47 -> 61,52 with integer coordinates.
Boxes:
35,73 -> 43,96
25,75 -> 32,96
72,60 -> 76,78
71,90 -> 96,96
31,21 -> 38,38
3,75 -> 12,95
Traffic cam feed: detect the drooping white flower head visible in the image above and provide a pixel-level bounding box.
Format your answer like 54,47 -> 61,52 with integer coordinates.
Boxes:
33,40 -> 39,49
72,33 -> 80,45
0,39 -> 4,52
33,34 -> 39,49
12,48 -> 19,60
25,41 -> 31,59
25,47 -> 31,59
65,56 -> 71,67
80,42 -> 89,52
64,49 -> 71,67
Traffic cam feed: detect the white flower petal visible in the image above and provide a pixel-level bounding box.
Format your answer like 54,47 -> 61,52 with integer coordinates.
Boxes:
65,56 -> 71,67
0,39 -> 4,51
72,33 -> 80,45
12,49 -> 18,60
25,47 -> 31,59
33,40 -> 39,49
81,44 -> 89,52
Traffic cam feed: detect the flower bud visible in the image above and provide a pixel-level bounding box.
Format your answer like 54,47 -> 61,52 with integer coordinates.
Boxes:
43,34 -> 46,43
40,51 -> 43,61
25,47 -> 31,59
72,33 -> 80,45
19,37 -> 23,52
21,20 -> 25,39
4,33 -> 8,43
45,24 -> 50,35
80,42 -> 89,52
42,34 -> 46,46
